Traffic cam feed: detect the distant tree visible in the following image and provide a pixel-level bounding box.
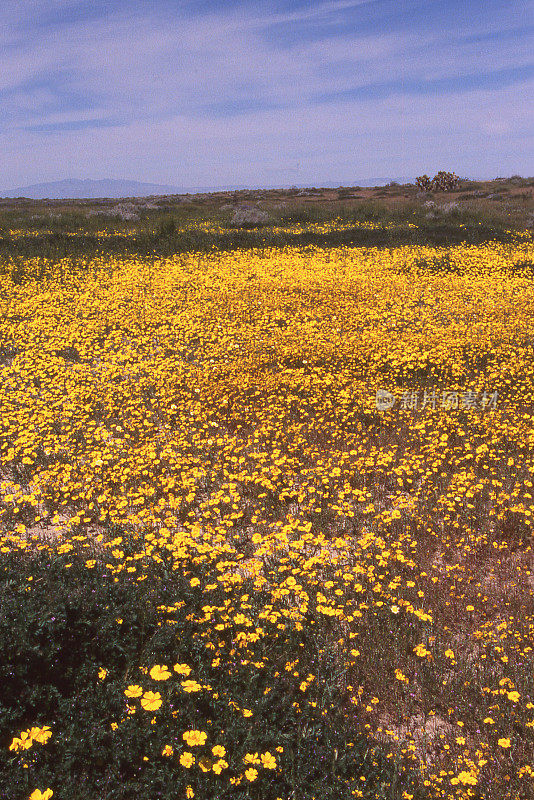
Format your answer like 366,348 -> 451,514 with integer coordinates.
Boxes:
431,171 -> 460,191
415,174 -> 432,191
416,172 -> 460,192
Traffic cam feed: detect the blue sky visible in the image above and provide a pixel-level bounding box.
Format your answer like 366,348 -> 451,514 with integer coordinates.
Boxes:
1,0 -> 532,190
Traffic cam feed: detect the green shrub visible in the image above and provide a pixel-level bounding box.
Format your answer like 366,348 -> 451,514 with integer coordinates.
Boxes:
0,546 -> 424,800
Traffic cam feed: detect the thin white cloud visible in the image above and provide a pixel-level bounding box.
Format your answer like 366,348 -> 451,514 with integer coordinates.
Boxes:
23,109 -> 111,126
3,76 -> 531,188
242,0 -> 379,27
0,0 -> 532,187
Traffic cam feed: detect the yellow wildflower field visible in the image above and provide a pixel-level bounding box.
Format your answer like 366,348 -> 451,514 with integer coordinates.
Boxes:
1,234 -> 534,799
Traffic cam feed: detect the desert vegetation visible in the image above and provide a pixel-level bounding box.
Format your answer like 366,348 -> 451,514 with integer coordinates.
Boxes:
1,178 -> 534,800
415,173 -> 461,192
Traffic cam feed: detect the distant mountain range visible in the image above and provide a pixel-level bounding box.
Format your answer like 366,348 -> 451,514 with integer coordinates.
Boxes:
0,176 -> 416,200
0,179 -> 190,199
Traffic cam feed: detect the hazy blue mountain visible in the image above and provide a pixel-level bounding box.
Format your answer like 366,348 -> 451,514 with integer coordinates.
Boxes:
0,178 -> 188,199
0,176 -> 416,200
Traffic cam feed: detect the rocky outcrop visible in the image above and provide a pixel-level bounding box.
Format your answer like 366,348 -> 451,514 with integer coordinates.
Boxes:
230,205 -> 270,227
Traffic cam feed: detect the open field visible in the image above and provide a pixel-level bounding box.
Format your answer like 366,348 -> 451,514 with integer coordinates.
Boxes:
0,176 -> 532,262
1,180 -> 534,799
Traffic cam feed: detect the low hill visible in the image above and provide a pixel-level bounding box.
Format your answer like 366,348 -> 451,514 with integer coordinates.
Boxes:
0,178 -> 186,199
